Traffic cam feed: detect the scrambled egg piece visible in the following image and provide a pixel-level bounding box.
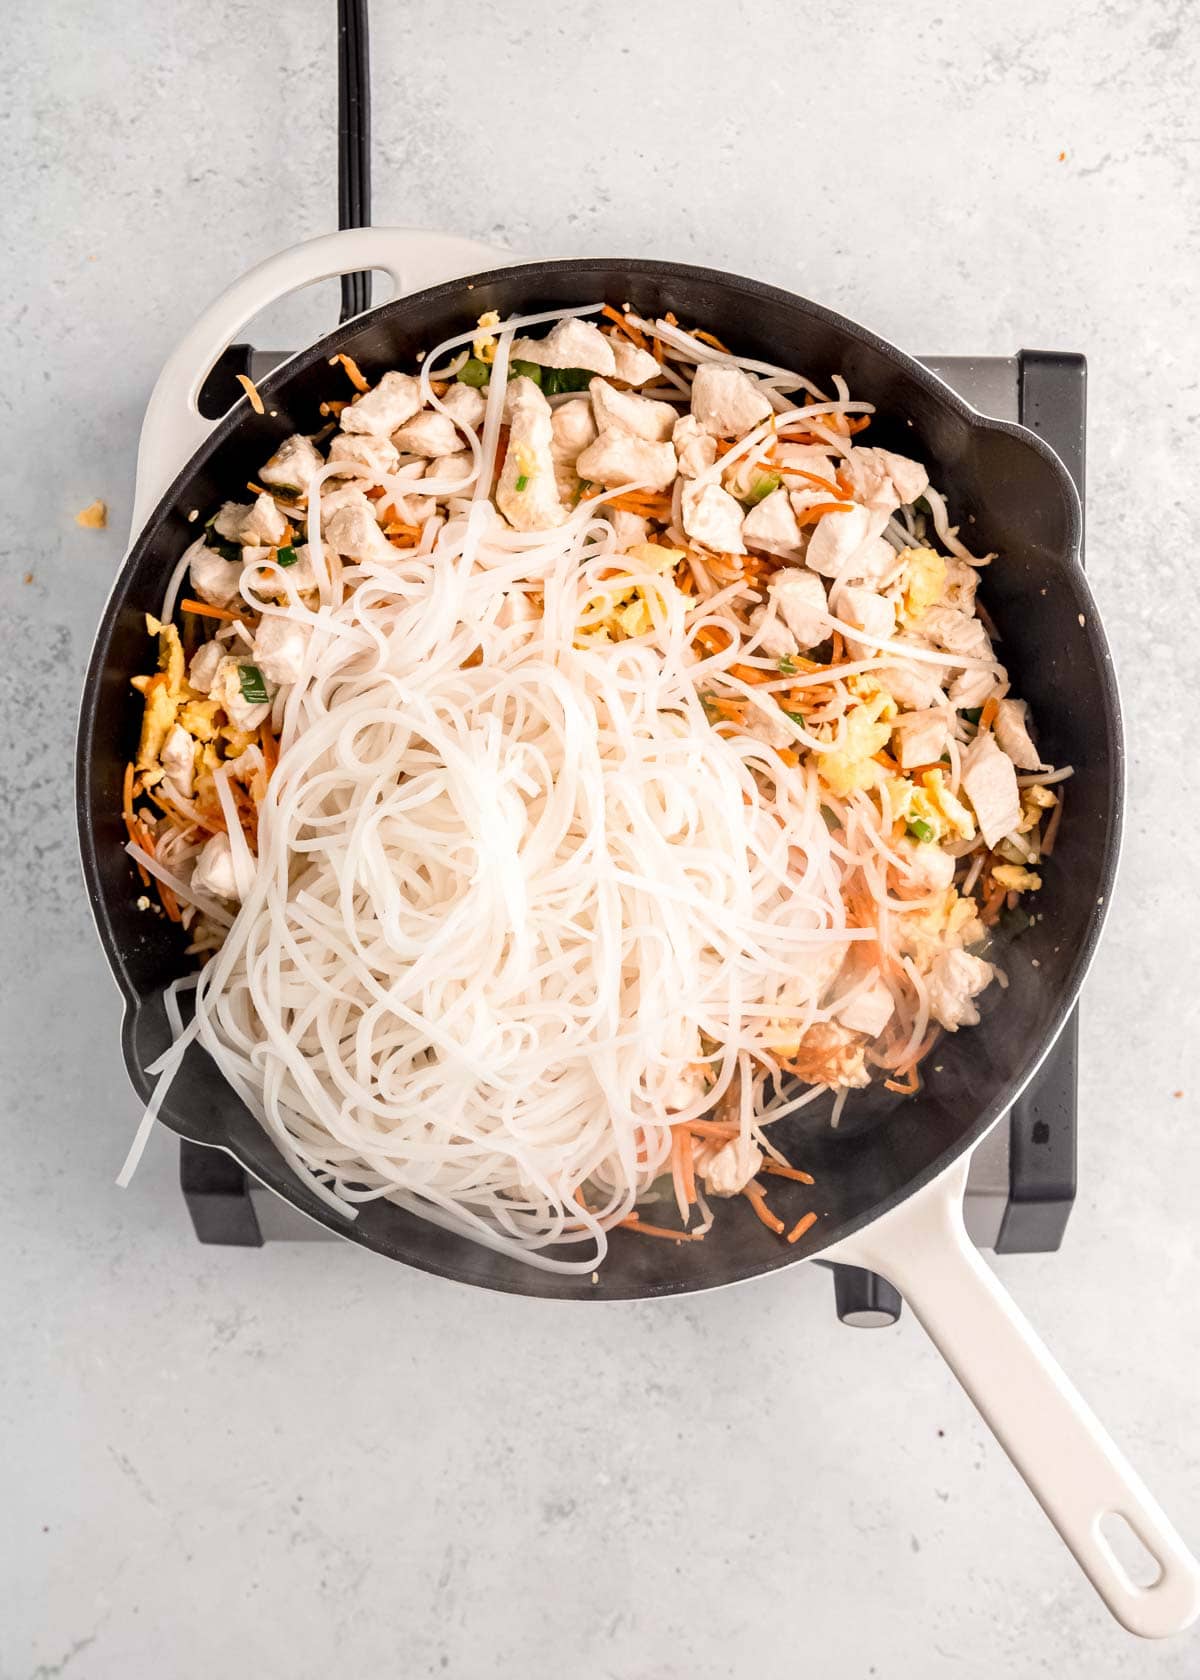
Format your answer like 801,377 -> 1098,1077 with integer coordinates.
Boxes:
992,863 -> 1043,893
894,888 -> 986,971
472,310 -> 501,363
576,543 -> 683,643
896,768 -> 976,843
817,680 -> 895,797
75,499 -> 108,530
895,546 -> 945,627
131,616 -> 189,774
177,699 -> 221,741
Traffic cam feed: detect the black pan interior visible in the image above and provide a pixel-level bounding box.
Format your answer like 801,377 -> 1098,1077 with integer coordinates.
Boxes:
77,259 -> 1122,1299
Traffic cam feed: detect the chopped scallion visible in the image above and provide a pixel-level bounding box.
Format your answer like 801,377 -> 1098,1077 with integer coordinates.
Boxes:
457,357 -> 491,388
744,472 -> 782,507
238,664 -> 269,704
515,473 -> 529,492
783,709 -> 806,728
962,706 -> 983,725
209,536 -> 240,563
778,656 -> 797,675
541,367 -> 593,396
509,360 -> 543,385
907,818 -> 935,844
276,544 -> 299,568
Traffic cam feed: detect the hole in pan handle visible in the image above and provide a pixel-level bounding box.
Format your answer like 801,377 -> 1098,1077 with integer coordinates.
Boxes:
824,1153 -> 1200,1638
129,227 -> 519,539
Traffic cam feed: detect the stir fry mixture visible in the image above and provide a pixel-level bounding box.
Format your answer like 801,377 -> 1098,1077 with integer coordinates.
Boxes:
122,303 -> 1067,1266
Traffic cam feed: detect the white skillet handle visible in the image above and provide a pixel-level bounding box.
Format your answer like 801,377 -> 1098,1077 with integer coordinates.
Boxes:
826,1154 -> 1200,1638
131,227 -> 517,536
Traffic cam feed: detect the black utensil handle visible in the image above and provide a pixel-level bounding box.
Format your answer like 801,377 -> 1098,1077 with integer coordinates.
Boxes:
337,0 -> 372,322
831,1262 -> 902,1327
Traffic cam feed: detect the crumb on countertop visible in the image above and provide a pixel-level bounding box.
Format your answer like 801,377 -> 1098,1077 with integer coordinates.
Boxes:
75,499 -> 108,529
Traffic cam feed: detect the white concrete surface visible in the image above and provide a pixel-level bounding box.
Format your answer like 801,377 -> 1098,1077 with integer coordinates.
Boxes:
2,1 -> 1198,1676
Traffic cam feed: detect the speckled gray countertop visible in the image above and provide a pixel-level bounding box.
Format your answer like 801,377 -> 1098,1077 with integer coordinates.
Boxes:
2,2 -> 1198,1676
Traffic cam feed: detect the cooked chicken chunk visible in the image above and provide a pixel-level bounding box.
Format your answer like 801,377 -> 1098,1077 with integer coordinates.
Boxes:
259,432 -> 324,493
927,948 -> 994,1031
210,656 -> 273,730
187,537 -> 241,607
700,1134 -> 763,1198
742,487 -> 803,559
835,973 -> 895,1038
680,480 -> 746,553
496,376 -> 566,532
328,432 -> 400,481
192,831 -> 240,902
509,317 -> 616,375
841,446 -> 929,512
392,409 -> 462,458
575,431 -> 677,493
961,732 -> 1021,848
340,370 -> 422,436
324,494 -> 396,562
994,698 -> 1043,770
439,382 -> 487,427
589,377 -> 677,442
805,503 -> 890,581
839,584 -> 895,659
253,614 -> 311,686
690,363 -> 773,437
672,413 -> 718,479
766,568 -> 828,649
610,338 -> 662,386
891,707 -> 950,770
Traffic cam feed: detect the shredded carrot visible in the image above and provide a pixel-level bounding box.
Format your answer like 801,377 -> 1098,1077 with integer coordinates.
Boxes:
619,1214 -> 703,1242
600,304 -> 647,349
794,500 -> 855,528
761,1161 -> 815,1186
779,466 -> 843,497
776,747 -> 800,768
742,1180 -> 785,1236
147,788 -> 222,835
885,1065 -> 921,1096
1042,790 -> 1064,856
319,399 -> 348,418
874,749 -> 902,774
727,662 -> 770,685
235,373 -> 265,415
692,327 -> 731,353
684,1119 -> 740,1141
122,762 -> 136,827
786,1212 -> 819,1245
259,720 -> 278,776
179,598 -> 245,623
845,415 -> 872,434
123,812 -> 150,885
330,352 -> 370,393
980,879 -> 1007,926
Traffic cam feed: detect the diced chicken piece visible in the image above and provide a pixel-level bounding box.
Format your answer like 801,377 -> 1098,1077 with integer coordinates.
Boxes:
927,948 -> 994,1031
497,377 -> 566,532
690,363 -> 773,437
426,451 -> 474,484
750,706 -> 798,749
748,605 -> 797,661
920,604 -> 993,662
189,637 -> 225,692
329,432 -> 400,481
588,377 -> 676,443
742,487 -> 803,559
672,413 -> 718,479
949,665 -> 1005,709
325,494 -> 395,562
610,338 -> 662,386
839,584 -> 896,660
662,1060 -> 708,1114
210,501 -> 252,541
805,503 -> 890,580
159,723 -> 195,799
192,831 -> 240,903
835,974 -> 895,1038
259,432 -> 324,494
994,698 -> 1043,770
392,409 -> 461,458
509,317 -> 616,375
767,568 -> 828,650
787,1020 -> 872,1088
877,659 -> 946,710
210,656 -> 273,731
575,431 -> 677,493
239,493 -> 288,547
550,397 -> 598,498
439,382 -> 487,426
701,1134 -> 764,1198
253,614 -> 311,686
187,537 -> 241,607
941,557 -> 980,614
681,480 -> 745,554
775,442 -> 840,487
608,510 -> 649,550
894,834 -> 956,893
841,446 -> 929,513
891,707 -> 950,770
340,370 -> 423,436
961,732 -> 1021,848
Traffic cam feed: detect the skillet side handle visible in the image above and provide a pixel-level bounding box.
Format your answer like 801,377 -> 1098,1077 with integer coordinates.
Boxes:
826,1156 -> 1200,1639
131,227 -> 517,536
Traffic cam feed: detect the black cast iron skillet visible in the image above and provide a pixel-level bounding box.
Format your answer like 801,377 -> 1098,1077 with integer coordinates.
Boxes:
75,251 -> 1199,1633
